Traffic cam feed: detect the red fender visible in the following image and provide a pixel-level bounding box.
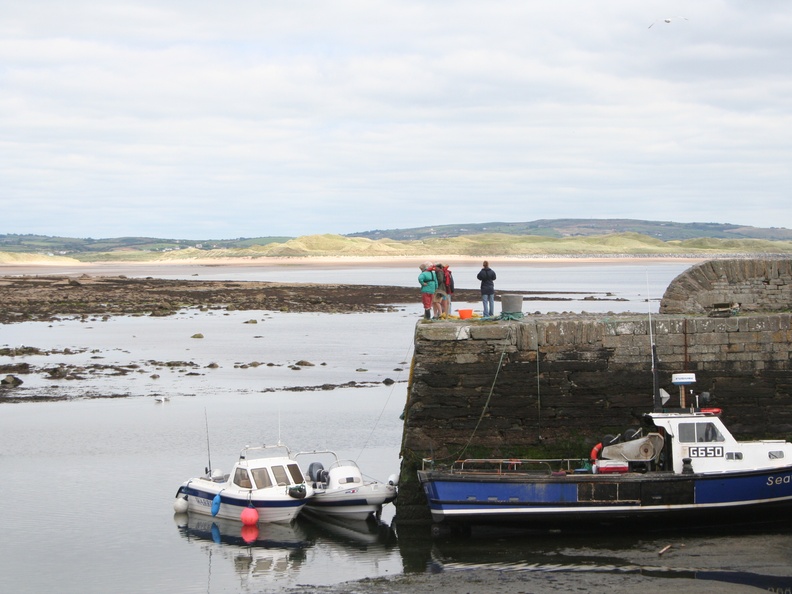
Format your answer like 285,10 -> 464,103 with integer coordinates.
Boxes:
701,408 -> 722,415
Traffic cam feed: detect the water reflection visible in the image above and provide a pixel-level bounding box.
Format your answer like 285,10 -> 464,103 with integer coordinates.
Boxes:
176,513 -> 313,549
175,514 -> 312,592
175,512 -> 400,591
299,511 -> 398,549
174,510 -> 792,592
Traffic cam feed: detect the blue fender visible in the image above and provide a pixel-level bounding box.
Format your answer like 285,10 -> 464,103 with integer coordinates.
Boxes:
211,492 -> 222,516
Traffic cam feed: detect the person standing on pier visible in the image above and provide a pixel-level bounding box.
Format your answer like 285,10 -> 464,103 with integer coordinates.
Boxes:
477,261 -> 496,317
418,262 -> 438,319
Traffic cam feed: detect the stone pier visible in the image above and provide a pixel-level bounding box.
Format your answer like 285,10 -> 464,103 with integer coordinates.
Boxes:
395,259 -> 792,524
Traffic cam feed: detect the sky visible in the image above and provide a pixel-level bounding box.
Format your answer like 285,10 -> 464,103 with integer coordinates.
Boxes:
2,1 -> 791,240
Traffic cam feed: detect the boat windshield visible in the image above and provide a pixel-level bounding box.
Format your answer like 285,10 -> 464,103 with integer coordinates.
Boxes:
679,422 -> 724,443
268,463 -> 303,486
233,468 -> 252,489
250,468 -> 273,489
287,463 -> 304,484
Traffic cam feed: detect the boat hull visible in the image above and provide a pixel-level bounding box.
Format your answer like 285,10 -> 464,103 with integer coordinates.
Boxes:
177,480 -> 307,524
305,483 -> 397,521
418,465 -> 792,529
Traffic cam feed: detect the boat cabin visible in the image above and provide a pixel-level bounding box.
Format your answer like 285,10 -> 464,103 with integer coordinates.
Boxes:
222,445 -> 306,492
600,410 -> 792,475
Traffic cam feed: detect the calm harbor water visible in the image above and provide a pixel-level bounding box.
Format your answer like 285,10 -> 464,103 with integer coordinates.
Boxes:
2,260 -> 791,593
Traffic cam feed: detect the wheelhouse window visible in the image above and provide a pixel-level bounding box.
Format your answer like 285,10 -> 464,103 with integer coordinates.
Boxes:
271,465 -> 290,486
233,468 -> 252,489
287,463 -> 304,484
679,422 -> 725,443
251,468 -> 273,489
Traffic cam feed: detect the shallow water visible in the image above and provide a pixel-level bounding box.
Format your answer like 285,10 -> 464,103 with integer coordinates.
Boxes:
2,261 -> 791,593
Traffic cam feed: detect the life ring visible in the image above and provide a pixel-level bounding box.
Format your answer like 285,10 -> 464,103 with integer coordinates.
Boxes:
590,442 -> 603,461
701,408 -> 722,415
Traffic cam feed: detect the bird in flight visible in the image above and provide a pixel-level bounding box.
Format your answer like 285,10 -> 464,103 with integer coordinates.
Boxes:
648,16 -> 688,28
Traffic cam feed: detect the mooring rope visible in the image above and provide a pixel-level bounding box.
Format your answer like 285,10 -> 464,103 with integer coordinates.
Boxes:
454,328 -> 513,460
536,343 -> 542,431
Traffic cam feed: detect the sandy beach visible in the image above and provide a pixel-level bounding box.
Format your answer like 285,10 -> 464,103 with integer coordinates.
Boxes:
0,254 -> 706,278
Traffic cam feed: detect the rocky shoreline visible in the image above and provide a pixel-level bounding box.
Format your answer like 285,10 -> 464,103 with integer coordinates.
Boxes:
0,274 -> 434,400
0,274 -> 490,323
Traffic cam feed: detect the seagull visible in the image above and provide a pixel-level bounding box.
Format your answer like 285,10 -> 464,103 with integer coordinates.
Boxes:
648,16 -> 688,28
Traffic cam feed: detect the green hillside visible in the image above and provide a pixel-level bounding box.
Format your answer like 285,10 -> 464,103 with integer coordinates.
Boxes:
2,220 -> 792,262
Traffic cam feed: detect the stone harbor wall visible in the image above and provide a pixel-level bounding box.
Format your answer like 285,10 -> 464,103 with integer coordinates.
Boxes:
396,259 -> 792,525
660,258 -> 792,314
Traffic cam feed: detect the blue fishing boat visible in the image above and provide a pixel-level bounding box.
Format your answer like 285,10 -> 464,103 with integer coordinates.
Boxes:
418,365 -> 792,532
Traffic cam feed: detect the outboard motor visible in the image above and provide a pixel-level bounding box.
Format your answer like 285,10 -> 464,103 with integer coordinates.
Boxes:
307,461 -> 325,485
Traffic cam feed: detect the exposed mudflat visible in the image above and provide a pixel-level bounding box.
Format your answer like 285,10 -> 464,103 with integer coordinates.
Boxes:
0,274 -> 487,323
283,568 -> 767,594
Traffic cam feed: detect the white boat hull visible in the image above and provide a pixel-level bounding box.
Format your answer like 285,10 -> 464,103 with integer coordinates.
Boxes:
306,483 -> 397,521
176,478 -> 308,524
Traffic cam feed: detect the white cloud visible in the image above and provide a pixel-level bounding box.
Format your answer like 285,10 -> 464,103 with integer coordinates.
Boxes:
1,0 -> 791,238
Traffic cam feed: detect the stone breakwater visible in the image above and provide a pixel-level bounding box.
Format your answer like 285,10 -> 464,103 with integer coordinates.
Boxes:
395,312 -> 792,524
661,258 -> 792,314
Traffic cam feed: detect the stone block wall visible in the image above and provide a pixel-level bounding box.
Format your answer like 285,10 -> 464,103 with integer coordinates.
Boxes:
660,259 -> 792,314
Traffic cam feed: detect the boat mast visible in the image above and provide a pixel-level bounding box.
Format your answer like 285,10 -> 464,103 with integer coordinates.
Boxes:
647,274 -> 662,412
204,408 -> 213,474
651,342 -> 662,412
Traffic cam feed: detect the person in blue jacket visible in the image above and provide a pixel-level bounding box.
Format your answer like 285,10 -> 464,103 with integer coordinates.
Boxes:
418,262 -> 437,319
476,260 -> 496,317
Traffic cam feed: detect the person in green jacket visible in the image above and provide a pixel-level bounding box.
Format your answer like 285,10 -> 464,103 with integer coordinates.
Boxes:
418,262 -> 437,319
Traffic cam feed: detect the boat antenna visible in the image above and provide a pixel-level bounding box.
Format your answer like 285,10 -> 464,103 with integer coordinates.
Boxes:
204,407 -> 213,475
647,274 -> 662,412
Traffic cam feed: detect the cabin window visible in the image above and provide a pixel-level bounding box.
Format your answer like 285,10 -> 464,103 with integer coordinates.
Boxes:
251,468 -> 273,489
271,465 -> 290,486
233,468 -> 252,489
769,451 -> 785,459
679,422 -> 724,443
726,452 -> 743,460
287,463 -> 304,484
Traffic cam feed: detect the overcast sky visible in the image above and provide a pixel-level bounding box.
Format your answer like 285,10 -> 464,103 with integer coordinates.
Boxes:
2,1 -> 791,240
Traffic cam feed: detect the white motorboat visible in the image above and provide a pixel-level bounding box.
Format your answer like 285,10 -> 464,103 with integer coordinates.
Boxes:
295,450 -> 398,521
173,443 -> 314,524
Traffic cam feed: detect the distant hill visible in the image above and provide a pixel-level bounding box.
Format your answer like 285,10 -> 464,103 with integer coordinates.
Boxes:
347,219 -> 792,242
2,220 -> 792,262
0,234 -> 292,255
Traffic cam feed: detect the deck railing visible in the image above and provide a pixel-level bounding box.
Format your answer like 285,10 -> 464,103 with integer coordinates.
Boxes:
422,457 -> 590,475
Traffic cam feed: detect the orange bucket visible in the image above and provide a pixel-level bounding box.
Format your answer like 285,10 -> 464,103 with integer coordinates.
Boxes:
458,309 -> 473,319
